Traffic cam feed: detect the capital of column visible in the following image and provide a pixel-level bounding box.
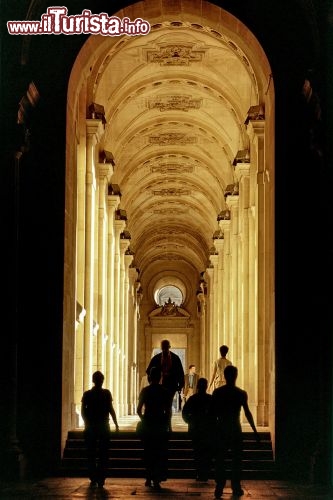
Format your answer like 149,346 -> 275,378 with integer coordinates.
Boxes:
226,194 -> 239,209
108,194 -> 120,211
114,219 -> 126,238
219,219 -> 231,232
210,254 -> 219,267
119,238 -> 130,255
124,254 -> 134,270
86,118 -> 104,141
234,163 -> 250,182
246,119 -> 265,141
98,164 -> 113,182
214,238 -> 224,252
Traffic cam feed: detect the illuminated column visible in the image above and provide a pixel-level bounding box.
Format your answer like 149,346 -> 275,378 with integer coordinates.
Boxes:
219,219 -> 231,348
214,237 -> 224,347
248,119 -> 267,425
124,251 -> 133,414
113,219 -> 125,415
226,196 -> 239,366
205,266 -> 214,382
97,165 -> 112,372
197,289 -> 206,378
128,269 -> 139,414
75,141 -> 87,411
105,195 -> 119,392
209,253 -> 219,365
235,164 -> 251,397
119,237 -> 130,415
83,119 -> 103,390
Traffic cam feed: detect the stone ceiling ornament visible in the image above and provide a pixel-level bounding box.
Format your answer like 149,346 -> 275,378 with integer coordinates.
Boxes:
149,133 -> 197,145
151,163 -> 194,174
148,95 -> 202,112
146,43 -> 206,66
152,188 -> 191,196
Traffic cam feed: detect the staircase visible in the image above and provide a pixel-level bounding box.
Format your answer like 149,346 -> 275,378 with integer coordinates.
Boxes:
61,429 -> 275,479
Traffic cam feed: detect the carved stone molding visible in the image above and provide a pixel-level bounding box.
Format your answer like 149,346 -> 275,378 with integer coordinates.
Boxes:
148,95 -> 202,112
146,44 -> 206,66
149,133 -> 197,145
152,188 -> 191,196
151,163 -> 194,174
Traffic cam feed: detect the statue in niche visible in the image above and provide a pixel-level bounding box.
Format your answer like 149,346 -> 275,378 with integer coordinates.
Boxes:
161,297 -> 179,316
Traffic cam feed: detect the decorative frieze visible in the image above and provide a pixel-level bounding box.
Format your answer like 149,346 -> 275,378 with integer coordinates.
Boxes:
146,44 -> 205,66
152,188 -> 191,196
151,163 -> 194,174
148,94 -> 202,112
149,132 -> 197,145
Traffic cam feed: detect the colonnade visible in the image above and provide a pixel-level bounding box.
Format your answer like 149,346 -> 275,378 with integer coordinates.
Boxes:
202,118 -> 273,426
73,119 -> 141,420
71,117 -> 273,429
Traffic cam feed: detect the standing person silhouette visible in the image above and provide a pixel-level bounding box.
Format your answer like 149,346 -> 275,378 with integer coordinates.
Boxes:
81,371 -> 119,488
137,366 -> 171,490
146,339 -> 185,431
182,377 -> 215,481
211,365 -> 260,498
209,345 -> 232,391
183,364 -> 199,403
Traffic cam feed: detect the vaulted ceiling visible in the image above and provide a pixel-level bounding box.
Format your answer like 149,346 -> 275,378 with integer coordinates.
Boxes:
91,18 -> 259,281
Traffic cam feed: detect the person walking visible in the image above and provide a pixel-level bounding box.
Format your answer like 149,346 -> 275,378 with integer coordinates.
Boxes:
81,371 -> 119,488
137,366 -> 171,490
183,364 -> 199,403
209,345 -> 232,391
211,365 -> 260,498
182,377 -> 215,482
146,339 -> 185,431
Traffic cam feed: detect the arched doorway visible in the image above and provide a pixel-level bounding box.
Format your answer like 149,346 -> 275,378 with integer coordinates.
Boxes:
62,0 -> 275,453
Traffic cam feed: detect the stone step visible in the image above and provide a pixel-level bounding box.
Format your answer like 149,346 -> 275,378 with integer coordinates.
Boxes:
61,429 -> 275,479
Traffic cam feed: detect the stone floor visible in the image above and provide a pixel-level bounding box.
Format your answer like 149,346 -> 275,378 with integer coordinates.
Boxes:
0,477 -> 332,499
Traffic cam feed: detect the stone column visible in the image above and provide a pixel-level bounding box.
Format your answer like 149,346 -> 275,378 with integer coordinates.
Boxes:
214,238 -> 224,347
124,252 -> 133,414
83,119 -> 104,390
209,253 -> 219,365
97,165 -> 113,372
105,195 -> 119,391
75,140 -> 87,413
219,219 -> 231,348
248,119 -> 267,425
113,219 -> 125,415
205,266 -> 214,382
235,165 -> 252,398
197,290 -> 206,378
128,269 -> 139,414
226,196 -> 240,366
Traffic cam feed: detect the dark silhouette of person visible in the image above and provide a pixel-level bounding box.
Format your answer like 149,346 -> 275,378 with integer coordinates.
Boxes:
183,364 -> 199,402
146,339 -> 185,431
81,370 -> 119,488
211,365 -> 260,498
137,366 -> 171,490
182,377 -> 215,481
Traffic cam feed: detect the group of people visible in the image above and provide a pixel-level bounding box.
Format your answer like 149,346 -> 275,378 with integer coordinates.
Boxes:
80,340 -> 259,498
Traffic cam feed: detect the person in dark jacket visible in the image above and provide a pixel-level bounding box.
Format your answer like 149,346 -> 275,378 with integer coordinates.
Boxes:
81,371 -> 119,488
146,339 -> 185,431
182,377 -> 215,481
211,365 -> 260,498
137,366 -> 171,490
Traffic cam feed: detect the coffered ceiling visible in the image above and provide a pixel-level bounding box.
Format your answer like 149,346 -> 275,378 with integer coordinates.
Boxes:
92,20 -> 258,279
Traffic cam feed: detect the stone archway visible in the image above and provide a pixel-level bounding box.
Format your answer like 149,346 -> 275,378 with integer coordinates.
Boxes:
62,0 -> 275,452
